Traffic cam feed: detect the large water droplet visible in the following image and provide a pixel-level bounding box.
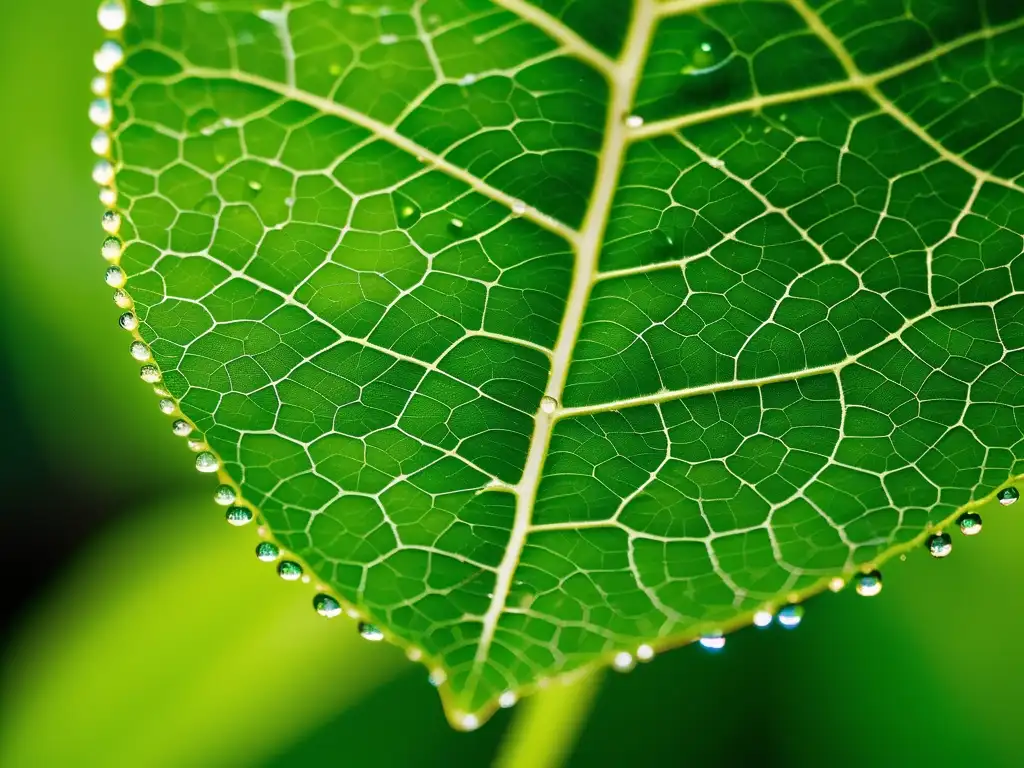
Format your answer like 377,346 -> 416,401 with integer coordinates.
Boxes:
89,99 -> 113,128
91,131 -> 111,156
195,451 -> 219,473
957,512 -> 982,536
118,311 -> 137,331
777,604 -> 804,629
278,560 -> 303,581
359,622 -> 385,642
854,570 -> 883,597
255,541 -> 280,562
171,419 -> 193,437
997,486 -> 1019,506
104,265 -> 126,287
102,237 -> 123,261
139,364 -> 161,384
926,532 -> 952,558
225,506 -> 252,526
102,210 -> 122,235
94,41 -> 124,74
98,1 -> 127,32
100,188 -> 118,207
214,484 -> 236,506
112,288 -> 131,308
314,594 -> 342,618
158,398 -> 175,415
93,160 -> 114,186
698,633 -> 726,650
540,395 -> 558,415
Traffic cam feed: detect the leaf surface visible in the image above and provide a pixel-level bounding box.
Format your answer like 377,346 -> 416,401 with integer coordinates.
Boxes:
106,0 -> 1024,726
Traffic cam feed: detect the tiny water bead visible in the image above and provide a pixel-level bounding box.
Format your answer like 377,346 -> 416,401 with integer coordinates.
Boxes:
129,341 -> 150,361
214,484 -> 236,506
97,1 -> 127,32
682,32 -> 732,75
998,486 -> 1019,506
625,114 -> 644,128
498,691 -> 518,709
828,577 -> 846,592
255,541 -> 280,562
102,210 -> 121,234
926,532 -> 953,558
102,237 -> 123,261
195,451 -> 220,473
91,131 -> 111,156
171,419 -> 193,437
158,398 -> 175,415
89,99 -> 112,127
225,506 -> 253,526
428,669 -> 447,687
92,160 -> 114,186
187,438 -> 205,452
698,634 -> 725,650
91,76 -> 108,97
359,622 -> 385,642
93,41 -> 124,74
104,266 -> 126,287
753,610 -> 773,628
511,199 -> 527,216
100,188 -> 117,207
278,560 -> 303,581
313,594 -> 342,618
777,605 -> 804,629
958,512 -> 982,536
540,395 -> 558,415
118,312 -> 137,331
612,651 -> 635,671
855,570 -> 883,597
636,643 -> 655,661
460,714 -> 480,731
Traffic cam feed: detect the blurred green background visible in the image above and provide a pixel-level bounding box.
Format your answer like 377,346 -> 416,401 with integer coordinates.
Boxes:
0,2 -> 1021,766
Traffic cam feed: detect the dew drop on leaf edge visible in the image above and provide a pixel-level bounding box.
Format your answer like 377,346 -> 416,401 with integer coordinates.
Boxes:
255,541 -> 280,562
278,560 -> 303,581
313,594 -> 342,618
139,365 -> 160,384
98,1 -> 127,32
225,506 -> 253,526
157,398 -> 175,415
171,419 -> 193,437
195,451 -> 219,473
118,312 -> 137,331
359,622 -> 385,642
926,532 -> 953,558
958,512 -> 982,536
698,633 -> 725,650
777,604 -> 803,629
213,484 -> 236,506
855,570 -> 883,597
998,486 -> 1019,506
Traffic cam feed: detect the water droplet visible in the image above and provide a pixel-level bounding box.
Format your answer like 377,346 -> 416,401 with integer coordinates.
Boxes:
698,633 -> 726,650
449,217 -> 465,232
707,157 -> 725,170
511,199 -> 527,216
393,194 -> 421,228
682,33 -> 732,75
278,560 -> 303,581
997,486 -> 1019,506
313,593 -> 342,618
540,395 -> 558,415
91,131 -> 111,156
428,668 -> 446,686
214,484 -> 236,506
172,419 -> 193,437
104,265 -> 126,287
91,76 -> 109,97
612,651 -> 635,671
89,99 -> 112,127
458,73 -> 477,86
958,512 -> 982,536
158,398 -> 175,415
854,570 -> 883,597
777,604 -> 804,629
460,714 -> 479,731
102,211 -> 122,236
406,647 -> 423,661
359,622 -> 385,642
625,114 -> 644,128
129,340 -> 150,361
926,532 -> 952,558
118,311 -> 137,331
753,610 -> 773,627
498,691 -> 517,708
94,41 -> 124,74
225,506 -> 252,526
379,33 -> 398,45
195,451 -> 219,473
255,541 -> 280,562
102,237 -> 123,261
636,643 -> 655,661
112,288 -> 131,308
99,188 -> 117,207
247,180 -> 262,194
139,364 -> 161,384
187,438 -> 205,452
828,577 -> 846,592
98,1 -> 127,32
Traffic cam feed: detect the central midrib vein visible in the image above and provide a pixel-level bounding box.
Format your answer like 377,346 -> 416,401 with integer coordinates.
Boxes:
469,0 -> 660,693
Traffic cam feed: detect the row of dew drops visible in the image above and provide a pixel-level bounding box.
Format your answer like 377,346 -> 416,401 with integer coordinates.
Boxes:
89,0 -> 1021,726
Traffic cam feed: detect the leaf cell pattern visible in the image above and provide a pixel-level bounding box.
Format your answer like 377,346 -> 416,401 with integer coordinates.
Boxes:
107,0 -> 1024,725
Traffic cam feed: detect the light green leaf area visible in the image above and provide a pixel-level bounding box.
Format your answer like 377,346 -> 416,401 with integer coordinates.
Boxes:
109,0 -> 1024,726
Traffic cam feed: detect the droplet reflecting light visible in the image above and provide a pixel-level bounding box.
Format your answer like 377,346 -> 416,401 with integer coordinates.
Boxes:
855,570 -> 883,597
926,532 -> 953,558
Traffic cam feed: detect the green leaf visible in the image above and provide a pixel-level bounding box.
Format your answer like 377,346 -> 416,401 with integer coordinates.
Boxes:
102,0 -> 1024,727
